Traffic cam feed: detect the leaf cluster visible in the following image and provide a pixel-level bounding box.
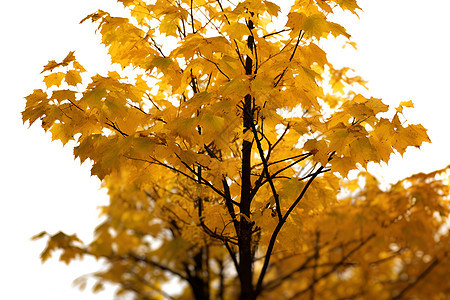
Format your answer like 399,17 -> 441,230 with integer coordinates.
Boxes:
23,0 -> 448,299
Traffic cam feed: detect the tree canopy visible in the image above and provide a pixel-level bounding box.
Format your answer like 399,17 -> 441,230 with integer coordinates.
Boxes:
24,0 -> 449,299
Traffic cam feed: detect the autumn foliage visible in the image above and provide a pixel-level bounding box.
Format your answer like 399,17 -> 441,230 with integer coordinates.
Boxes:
24,0 -> 450,299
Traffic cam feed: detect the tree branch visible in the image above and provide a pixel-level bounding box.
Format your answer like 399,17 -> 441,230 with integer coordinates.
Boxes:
105,119 -> 128,137
263,251 -> 317,291
162,153 -> 240,206
255,152 -> 335,296
125,253 -> 189,281
274,30 -> 304,87
215,0 -> 246,69
255,165 -> 324,295
263,28 -> 290,38
199,55 -> 230,80
222,177 -> 240,234
391,256 -> 443,300
224,240 -> 240,276
190,0 -> 196,34
249,116 -> 282,221
288,233 -> 376,300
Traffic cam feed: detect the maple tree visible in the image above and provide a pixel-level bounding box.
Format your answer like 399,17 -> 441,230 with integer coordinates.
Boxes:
23,0 -> 450,299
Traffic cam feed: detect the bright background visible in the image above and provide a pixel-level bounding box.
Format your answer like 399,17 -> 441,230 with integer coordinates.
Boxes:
1,0 -> 449,299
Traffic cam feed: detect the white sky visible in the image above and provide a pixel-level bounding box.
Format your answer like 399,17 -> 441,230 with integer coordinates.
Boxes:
1,0 -> 450,299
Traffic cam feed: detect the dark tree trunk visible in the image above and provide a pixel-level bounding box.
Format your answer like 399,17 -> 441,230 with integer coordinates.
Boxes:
189,248 -> 210,300
238,19 -> 256,300
190,276 -> 209,300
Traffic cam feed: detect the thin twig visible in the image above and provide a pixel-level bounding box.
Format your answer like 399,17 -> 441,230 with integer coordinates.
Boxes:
263,28 -> 290,38
105,119 -> 128,136
274,30 -> 304,87
215,0 -> 246,68
199,55 -> 230,80
190,0 -> 196,33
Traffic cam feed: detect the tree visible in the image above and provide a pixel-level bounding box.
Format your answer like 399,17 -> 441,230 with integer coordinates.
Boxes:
23,0 -> 450,299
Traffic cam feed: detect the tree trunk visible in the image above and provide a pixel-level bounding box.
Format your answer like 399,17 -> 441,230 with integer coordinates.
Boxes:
238,19 -> 256,300
189,248 -> 210,300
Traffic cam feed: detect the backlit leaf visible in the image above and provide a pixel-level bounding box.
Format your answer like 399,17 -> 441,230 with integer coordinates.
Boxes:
44,72 -> 65,88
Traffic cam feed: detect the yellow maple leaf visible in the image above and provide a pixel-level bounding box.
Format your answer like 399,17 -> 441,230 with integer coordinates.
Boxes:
41,51 -> 76,73
349,136 -> 378,168
65,70 -> 83,86
50,122 -> 73,145
51,90 -> 77,103
303,14 -> 350,39
44,72 -> 66,88
334,0 -> 361,15
304,139 -> 329,166
395,100 -> 414,113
